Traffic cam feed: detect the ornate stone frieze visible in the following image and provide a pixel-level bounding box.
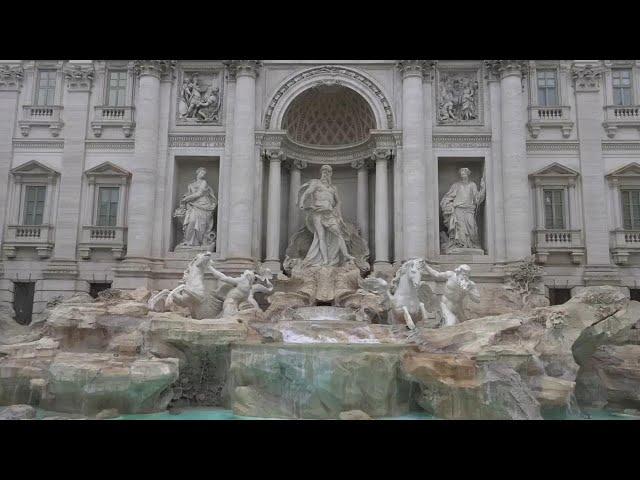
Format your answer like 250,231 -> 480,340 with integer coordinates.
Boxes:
134,60 -> 176,80
371,148 -> 392,162
433,134 -> 491,149
484,60 -> 527,79
177,70 -> 224,124
264,149 -> 285,162
0,64 -> 23,90
396,60 -> 437,81
63,63 -> 94,91
282,136 -> 378,166
85,140 -> 135,151
571,63 -> 603,92
168,134 -> 226,148
436,69 -> 482,125
602,141 -> 640,152
264,66 -> 395,129
526,142 -> 580,152
13,139 -> 64,150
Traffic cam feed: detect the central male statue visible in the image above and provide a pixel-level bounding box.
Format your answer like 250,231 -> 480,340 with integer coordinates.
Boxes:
283,164 -> 370,273
298,165 -> 355,266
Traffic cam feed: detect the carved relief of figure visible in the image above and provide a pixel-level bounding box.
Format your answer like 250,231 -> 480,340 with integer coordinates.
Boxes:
440,167 -> 485,253
438,73 -> 479,123
174,167 -> 217,248
208,266 -> 274,316
422,263 -> 480,326
178,73 -> 221,122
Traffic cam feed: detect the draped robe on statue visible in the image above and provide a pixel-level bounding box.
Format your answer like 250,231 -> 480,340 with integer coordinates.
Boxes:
440,180 -> 484,250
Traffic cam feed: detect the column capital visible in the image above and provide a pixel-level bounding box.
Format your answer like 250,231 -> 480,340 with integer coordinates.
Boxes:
0,64 -> 23,91
351,159 -> 365,169
396,60 -> 437,80
134,60 -> 176,80
485,60 -> 527,80
293,159 -> 308,170
63,63 -> 94,91
571,63 -> 603,92
371,148 -> 392,162
224,60 -> 262,81
264,149 -> 285,162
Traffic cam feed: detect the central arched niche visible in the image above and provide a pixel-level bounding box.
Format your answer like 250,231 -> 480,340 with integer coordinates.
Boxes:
281,85 -> 376,147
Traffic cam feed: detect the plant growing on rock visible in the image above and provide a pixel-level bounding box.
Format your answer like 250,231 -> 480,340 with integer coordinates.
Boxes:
504,256 -> 544,308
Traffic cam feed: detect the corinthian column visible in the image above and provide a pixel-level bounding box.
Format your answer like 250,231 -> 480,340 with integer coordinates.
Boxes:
397,61 -> 430,260
288,160 -> 306,237
226,60 -> 261,267
487,60 -> 531,261
373,149 -> 391,269
124,61 -> 174,266
352,160 -> 369,243
264,149 -> 284,272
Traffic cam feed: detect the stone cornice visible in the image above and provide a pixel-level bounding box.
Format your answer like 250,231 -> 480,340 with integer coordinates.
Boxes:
168,134 -> 226,148
484,60 -> 527,79
0,64 -> 23,91
526,141 -> 580,152
13,139 -> 64,150
571,63 -> 603,92
85,140 -> 135,151
396,60 -> 437,80
134,60 -> 176,80
433,134 -> 491,148
63,63 -> 94,91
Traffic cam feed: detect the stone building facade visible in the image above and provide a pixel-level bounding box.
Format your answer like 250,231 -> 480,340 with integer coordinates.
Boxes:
2,59 -> 640,322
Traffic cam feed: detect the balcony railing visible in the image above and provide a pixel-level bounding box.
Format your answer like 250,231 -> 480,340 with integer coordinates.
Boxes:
527,105 -> 573,138
78,225 -> 127,259
91,105 -> 135,137
533,229 -> 584,264
3,224 -> 55,258
610,229 -> 640,265
19,105 -> 63,137
603,105 -> 640,138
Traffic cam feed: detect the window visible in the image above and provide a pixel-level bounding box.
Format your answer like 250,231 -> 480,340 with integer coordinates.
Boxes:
612,69 -> 633,106
23,185 -> 46,225
548,288 -> 571,306
544,189 -> 565,229
97,186 -> 119,226
537,70 -> 558,106
36,70 -> 56,106
107,71 -> 127,107
621,189 -> 640,229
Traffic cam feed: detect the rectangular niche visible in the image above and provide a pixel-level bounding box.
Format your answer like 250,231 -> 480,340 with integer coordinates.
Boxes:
171,156 -> 220,252
437,157 -> 486,255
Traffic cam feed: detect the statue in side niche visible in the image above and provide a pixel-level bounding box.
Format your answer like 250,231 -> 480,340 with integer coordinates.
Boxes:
174,167 -> 217,249
357,258 -> 438,330
422,262 -> 480,326
283,164 -> 370,273
440,167 -> 485,254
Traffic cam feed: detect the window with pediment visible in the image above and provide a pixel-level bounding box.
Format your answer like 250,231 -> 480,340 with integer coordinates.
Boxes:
606,163 -> 640,265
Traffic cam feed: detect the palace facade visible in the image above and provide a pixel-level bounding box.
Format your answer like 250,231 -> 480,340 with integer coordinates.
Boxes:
2,59 -> 640,323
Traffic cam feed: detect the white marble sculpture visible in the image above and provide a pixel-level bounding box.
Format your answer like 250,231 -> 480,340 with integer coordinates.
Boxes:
422,262 -> 480,326
438,73 -> 479,123
148,252 -> 273,319
358,258 -> 436,330
179,74 -> 221,123
174,167 -> 217,249
284,164 -> 369,272
440,167 -> 486,254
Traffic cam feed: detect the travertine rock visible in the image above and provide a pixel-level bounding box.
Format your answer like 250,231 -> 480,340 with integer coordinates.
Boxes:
95,408 -> 120,419
464,283 -> 549,319
0,404 -> 36,420
339,409 -> 372,420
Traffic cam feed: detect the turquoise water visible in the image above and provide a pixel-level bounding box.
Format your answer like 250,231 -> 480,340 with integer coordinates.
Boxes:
34,407 -> 639,420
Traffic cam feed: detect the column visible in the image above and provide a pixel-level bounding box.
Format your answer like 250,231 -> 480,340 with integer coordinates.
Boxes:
489,60 -> 531,261
123,61 -> 170,264
0,64 -> 23,309
572,63 -> 615,281
352,160 -> 369,244
46,63 -> 94,276
397,61 -> 428,260
226,60 -> 261,267
373,149 -> 391,268
264,150 -> 283,272
288,160 -> 306,237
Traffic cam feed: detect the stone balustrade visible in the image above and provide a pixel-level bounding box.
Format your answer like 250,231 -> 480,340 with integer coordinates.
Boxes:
91,105 -> 135,137
527,105 -> 573,138
603,105 -> 640,138
78,225 -> 127,259
3,224 -> 55,258
19,105 -> 63,137
533,228 -> 584,264
610,229 -> 640,265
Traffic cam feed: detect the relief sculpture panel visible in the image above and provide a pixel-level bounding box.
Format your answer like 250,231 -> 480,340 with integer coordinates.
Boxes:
177,70 -> 223,124
436,69 -> 481,125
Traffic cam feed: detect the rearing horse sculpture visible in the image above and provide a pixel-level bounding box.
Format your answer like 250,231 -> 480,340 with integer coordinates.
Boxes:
358,258 -> 435,329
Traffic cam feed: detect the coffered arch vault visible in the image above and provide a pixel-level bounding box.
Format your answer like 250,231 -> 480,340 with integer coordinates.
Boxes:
264,66 -> 395,131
